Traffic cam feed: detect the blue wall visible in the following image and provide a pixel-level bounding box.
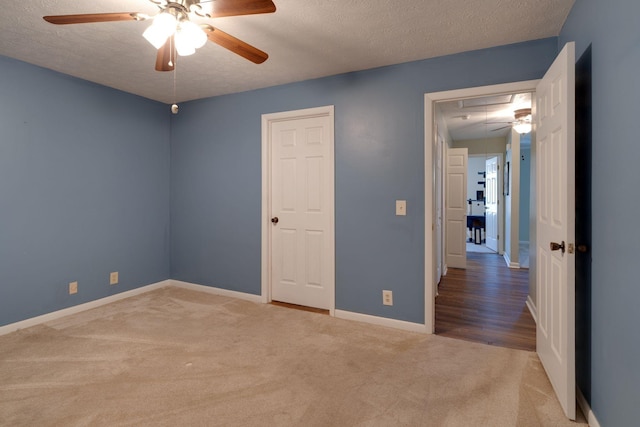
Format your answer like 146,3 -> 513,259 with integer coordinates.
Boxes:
560,0 -> 640,425
0,56 -> 171,326
170,38 -> 558,323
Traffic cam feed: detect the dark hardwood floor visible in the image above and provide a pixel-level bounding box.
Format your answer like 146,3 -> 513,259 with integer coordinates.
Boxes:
271,301 -> 329,315
435,252 -> 536,351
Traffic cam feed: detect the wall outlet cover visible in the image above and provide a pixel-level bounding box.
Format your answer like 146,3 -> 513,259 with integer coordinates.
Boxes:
383,290 -> 393,306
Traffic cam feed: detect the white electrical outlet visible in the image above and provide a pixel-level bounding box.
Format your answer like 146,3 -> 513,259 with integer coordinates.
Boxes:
69,281 -> 78,295
383,290 -> 393,306
396,200 -> 406,216
110,271 -> 119,285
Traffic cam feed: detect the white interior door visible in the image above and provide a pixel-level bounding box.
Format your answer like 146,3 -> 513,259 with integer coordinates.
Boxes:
445,148 -> 467,269
485,156 -> 499,252
268,108 -> 334,310
536,42 -> 576,420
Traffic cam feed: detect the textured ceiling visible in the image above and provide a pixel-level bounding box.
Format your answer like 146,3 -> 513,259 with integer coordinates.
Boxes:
0,0 -> 574,104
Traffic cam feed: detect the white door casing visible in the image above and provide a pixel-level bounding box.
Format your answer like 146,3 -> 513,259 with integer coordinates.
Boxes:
535,42 -> 576,420
485,156 -> 499,252
445,148 -> 467,269
436,134 -> 444,284
261,106 -> 335,313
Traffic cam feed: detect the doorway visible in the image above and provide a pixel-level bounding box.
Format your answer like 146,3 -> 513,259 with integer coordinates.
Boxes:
436,92 -> 533,269
424,80 -> 539,334
435,91 -> 533,351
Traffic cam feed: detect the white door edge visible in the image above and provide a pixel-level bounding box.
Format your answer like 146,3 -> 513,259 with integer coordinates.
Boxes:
424,80 -> 539,333
470,152 -> 503,254
487,153 -> 504,255
261,105 -> 336,316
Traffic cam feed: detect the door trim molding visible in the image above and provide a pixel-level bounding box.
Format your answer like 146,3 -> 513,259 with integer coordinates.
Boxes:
261,105 -> 336,315
424,80 -> 539,333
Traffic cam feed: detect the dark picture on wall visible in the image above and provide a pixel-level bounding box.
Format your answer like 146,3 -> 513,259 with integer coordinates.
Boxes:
504,161 -> 510,196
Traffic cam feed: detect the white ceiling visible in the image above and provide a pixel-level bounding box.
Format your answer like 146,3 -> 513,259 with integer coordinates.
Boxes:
0,0 -> 574,104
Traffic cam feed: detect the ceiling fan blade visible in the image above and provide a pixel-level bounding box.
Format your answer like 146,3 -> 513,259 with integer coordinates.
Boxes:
491,125 -> 512,131
208,0 -> 276,18
155,37 -> 175,72
43,13 -> 141,25
205,27 -> 268,64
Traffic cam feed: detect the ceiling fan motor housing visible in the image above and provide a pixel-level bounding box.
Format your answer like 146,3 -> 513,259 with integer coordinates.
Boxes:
514,108 -> 532,120
155,0 -> 211,18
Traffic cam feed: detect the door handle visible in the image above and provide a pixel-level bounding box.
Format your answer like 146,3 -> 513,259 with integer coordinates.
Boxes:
550,241 -> 565,254
271,217 -> 279,225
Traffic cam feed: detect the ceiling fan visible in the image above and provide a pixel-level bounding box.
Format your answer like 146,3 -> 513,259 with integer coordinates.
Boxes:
43,0 -> 276,72
486,108 -> 532,134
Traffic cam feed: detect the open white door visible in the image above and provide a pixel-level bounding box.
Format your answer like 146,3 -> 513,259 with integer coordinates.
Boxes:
485,156 -> 499,252
445,148 -> 467,269
535,42 -> 576,419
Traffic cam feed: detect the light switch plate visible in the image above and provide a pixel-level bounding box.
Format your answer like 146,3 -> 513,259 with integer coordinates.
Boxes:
396,200 -> 406,216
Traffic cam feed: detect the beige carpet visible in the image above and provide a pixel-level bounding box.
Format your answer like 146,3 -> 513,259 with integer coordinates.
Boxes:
0,286 -> 586,426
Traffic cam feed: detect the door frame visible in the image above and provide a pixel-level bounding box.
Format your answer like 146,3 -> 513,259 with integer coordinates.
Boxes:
261,105 -> 336,315
424,80 -> 539,333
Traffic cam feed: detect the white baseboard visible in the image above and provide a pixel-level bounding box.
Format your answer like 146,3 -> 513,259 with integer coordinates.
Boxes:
2,280 -> 423,339
503,252 -> 520,269
526,295 -> 537,324
170,280 -> 263,304
334,309 -> 426,333
577,388 -> 601,427
0,280 -> 171,337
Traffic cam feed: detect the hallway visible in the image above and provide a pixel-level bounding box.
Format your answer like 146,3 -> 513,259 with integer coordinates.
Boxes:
435,252 -> 535,351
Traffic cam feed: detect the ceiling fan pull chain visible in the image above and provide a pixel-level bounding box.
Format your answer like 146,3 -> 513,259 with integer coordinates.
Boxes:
171,44 -> 179,114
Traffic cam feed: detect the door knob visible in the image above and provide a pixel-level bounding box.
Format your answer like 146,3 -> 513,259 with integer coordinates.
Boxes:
550,241 -> 565,254
271,217 -> 279,225
577,244 -> 588,253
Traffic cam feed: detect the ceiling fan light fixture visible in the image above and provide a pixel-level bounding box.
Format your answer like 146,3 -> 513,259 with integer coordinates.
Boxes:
179,20 -> 207,49
512,108 -> 532,134
513,121 -> 532,134
143,12 -> 176,49
175,29 -> 196,56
